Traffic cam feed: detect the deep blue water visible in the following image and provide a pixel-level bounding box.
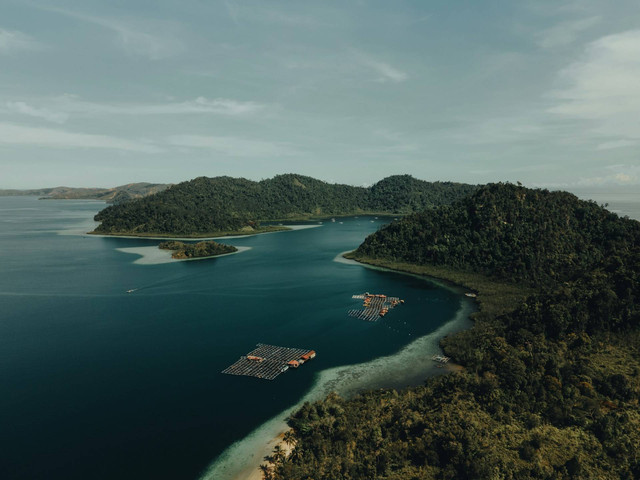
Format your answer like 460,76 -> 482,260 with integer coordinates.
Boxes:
0,197 -> 462,480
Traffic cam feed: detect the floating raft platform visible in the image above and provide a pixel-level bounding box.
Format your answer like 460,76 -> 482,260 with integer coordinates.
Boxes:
348,292 -> 404,322
222,344 -> 316,381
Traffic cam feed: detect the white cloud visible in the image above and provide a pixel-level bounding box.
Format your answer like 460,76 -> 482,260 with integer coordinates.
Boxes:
0,122 -> 160,153
536,16 -> 600,48
548,30 -> 640,141
63,96 -> 264,116
109,21 -> 183,60
167,135 -> 296,157
6,101 -> 68,124
4,96 -> 265,120
221,3 -> 339,28
576,164 -> 640,186
596,139 -> 638,150
355,52 -> 408,83
0,28 -> 41,54
35,6 -> 184,59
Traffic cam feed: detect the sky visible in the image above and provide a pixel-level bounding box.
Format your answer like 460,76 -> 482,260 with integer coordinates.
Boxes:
1,0 -> 639,189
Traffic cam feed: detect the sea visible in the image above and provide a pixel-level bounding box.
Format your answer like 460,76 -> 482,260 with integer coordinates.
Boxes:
2,191 -> 637,480
573,191 -> 640,221
0,197 -> 472,480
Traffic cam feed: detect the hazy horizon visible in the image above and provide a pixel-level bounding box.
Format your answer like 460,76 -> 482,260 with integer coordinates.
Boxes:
2,1 -> 640,190
2,173 -> 640,195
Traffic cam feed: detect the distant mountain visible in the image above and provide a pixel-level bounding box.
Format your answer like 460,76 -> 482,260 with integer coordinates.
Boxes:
0,183 -> 171,203
92,174 -> 478,236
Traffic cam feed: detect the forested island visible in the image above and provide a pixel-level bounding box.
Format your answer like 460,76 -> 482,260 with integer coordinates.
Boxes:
91,174 -> 477,237
158,240 -> 237,259
266,183 -> 640,479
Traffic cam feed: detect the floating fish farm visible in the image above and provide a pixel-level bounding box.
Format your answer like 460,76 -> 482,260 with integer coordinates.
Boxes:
348,292 -> 404,321
221,343 -> 316,380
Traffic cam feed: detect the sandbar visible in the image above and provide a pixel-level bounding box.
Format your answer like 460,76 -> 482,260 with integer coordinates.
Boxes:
116,246 -> 252,265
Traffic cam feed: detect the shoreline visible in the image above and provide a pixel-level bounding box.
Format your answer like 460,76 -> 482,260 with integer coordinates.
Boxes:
87,224 -> 322,241
205,254 -> 478,480
341,252 -> 532,321
87,226 -> 291,240
229,432 -> 294,480
116,246 -> 252,265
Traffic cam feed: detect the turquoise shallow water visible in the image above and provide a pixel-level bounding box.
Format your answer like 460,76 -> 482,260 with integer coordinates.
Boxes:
0,197 -> 464,480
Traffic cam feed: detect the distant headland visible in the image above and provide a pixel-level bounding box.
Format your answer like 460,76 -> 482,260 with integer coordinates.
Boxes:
0,182 -> 171,203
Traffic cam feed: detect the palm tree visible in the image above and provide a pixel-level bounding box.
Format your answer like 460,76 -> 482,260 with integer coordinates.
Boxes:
259,463 -> 272,480
272,444 -> 286,464
283,430 -> 296,447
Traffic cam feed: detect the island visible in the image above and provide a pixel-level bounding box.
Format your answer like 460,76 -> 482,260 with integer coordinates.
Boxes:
262,183 -> 640,479
158,240 -> 237,259
90,174 -> 478,237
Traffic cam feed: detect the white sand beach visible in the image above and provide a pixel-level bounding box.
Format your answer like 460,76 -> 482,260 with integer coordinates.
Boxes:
116,246 -> 252,265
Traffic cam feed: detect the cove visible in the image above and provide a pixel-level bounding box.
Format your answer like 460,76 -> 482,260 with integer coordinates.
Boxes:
0,197 -> 466,480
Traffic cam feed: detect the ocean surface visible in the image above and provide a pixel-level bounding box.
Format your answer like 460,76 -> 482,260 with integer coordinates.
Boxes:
573,191 -> 640,221
0,197 -> 467,480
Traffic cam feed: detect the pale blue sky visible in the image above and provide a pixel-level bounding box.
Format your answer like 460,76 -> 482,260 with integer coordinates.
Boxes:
1,0 -> 639,189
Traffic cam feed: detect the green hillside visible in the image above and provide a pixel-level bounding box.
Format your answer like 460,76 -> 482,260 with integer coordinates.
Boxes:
268,184 -> 640,480
356,183 -> 639,287
92,174 -> 477,236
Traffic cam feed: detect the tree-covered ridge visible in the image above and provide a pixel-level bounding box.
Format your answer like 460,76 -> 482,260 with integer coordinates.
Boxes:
158,240 -> 236,259
92,174 -> 477,236
267,183 -> 640,480
356,183 -> 640,287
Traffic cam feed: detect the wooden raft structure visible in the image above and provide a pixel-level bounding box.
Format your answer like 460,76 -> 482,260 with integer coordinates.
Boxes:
222,344 -> 316,380
348,293 -> 404,322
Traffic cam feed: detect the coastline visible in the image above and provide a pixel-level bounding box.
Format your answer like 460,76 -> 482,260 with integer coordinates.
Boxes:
229,432 -> 294,480
87,226 -> 291,239
341,252 -> 532,320
207,253 -> 478,480
116,245 -> 252,265
86,224 -> 322,241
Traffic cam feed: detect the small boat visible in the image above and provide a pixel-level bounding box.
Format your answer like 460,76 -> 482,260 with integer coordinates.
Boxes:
432,354 -> 450,364
126,289 -> 137,293
465,293 -> 477,298
331,218 -> 336,222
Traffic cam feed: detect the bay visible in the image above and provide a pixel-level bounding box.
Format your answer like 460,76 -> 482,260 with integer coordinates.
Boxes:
0,197 -> 464,480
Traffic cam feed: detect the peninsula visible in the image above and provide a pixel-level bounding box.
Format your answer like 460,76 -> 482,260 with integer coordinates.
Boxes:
265,183 -> 640,479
